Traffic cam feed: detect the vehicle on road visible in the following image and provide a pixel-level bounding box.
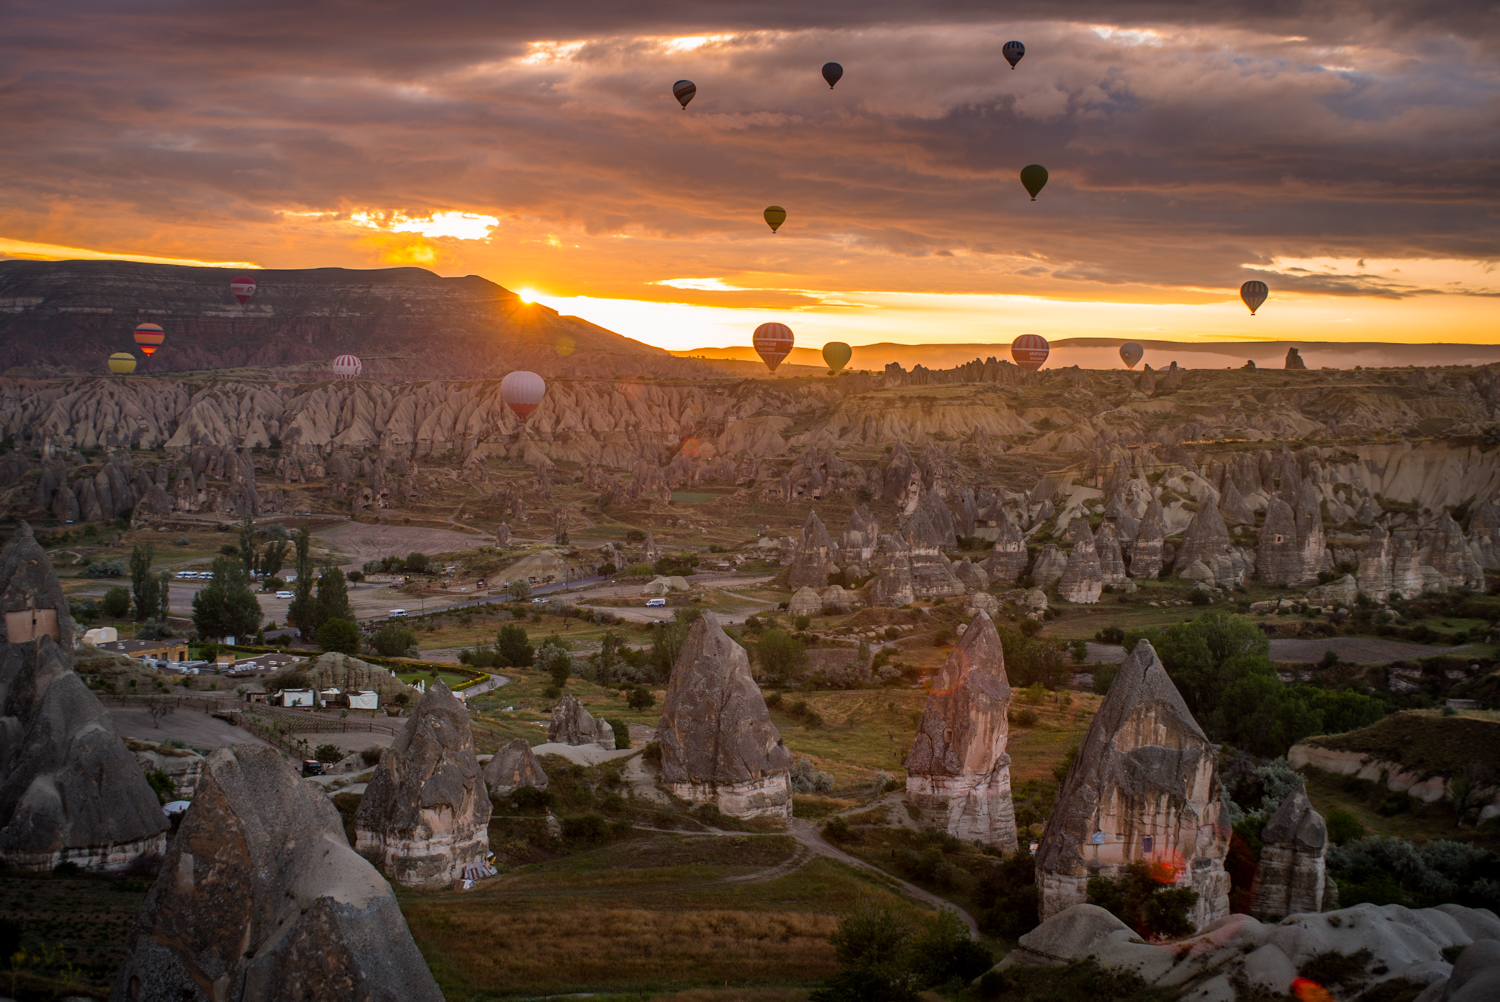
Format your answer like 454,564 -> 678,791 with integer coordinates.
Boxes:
388,609 -> 407,618
646,598 -> 667,607
301,760 -> 324,777
175,571 -> 195,579
275,590 -> 294,599
531,597 -> 548,604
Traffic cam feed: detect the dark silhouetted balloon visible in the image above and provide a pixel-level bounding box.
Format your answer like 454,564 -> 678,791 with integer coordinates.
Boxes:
764,206 -> 786,233
822,341 -> 852,373
502,370 -> 546,418
108,352 -> 136,374
672,80 -> 696,109
1240,281 -> 1269,315
1011,334 -> 1049,371
230,275 -> 256,304
1003,41 -> 1025,69
1020,165 -> 1048,200
753,323 -> 795,372
1119,342 -> 1144,369
333,354 -> 362,380
822,62 -> 843,88
133,323 -> 165,357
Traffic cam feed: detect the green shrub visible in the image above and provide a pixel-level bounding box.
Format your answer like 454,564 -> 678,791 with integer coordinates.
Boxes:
101,585 -> 132,618
609,718 -> 631,749
315,743 -> 343,764
1326,808 -> 1366,845
561,812 -> 610,843
315,617 -> 360,655
512,786 -> 555,811
627,685 -> 656,711
371,624 -> 417,657
1086,861 -> 1199,941
146,768 -> 176,804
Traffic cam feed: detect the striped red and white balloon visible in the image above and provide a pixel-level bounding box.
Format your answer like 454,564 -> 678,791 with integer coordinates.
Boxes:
229,275 -> 257,304
501,370 -> 546,419
133,323 -> 165,357
752,322 -> 795,373
332,354 -> 362,380
1011,334 -> 1050,371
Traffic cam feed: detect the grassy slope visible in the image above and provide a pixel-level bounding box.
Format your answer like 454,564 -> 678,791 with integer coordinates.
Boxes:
1306,709 -> 1500,776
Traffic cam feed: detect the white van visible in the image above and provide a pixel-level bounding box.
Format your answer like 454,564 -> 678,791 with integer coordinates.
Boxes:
275,590 -> 294,599
645,598 -> 667,607
388,609 -> 407,619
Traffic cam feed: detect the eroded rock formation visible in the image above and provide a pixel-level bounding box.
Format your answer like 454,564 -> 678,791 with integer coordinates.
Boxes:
787,511 -> 839,590
905,612 -> 1018,849
1250,785 -> 1328,920
548,693 -> 616,748
1057,519 -> 1103,604
1130,501 -> 1166,579
482,738 -> 549,798
1035,640 -> 1230,932
354,681 -> 491,890
656,614 -> 792,820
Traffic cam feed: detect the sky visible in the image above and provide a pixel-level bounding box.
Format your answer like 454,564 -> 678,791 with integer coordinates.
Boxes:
1,0 -> 1497,351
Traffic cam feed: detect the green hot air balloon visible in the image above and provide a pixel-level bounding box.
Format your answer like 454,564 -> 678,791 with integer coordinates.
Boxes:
1020,165 -> 1048,200
822,341 -> 852,374
763,206 -> 787,233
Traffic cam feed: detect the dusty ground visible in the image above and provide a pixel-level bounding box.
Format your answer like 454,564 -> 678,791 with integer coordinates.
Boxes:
108,705 -> 271,749
315,521 -> 492,569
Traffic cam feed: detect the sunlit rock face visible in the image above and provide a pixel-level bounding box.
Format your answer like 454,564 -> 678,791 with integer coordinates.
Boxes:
982,508 -> 1029,585
1035,640 -> 1230,933
905,612 -> 1018,851
1250,786 -> 1328,920
904,507 -> 966,599
109,744 -> 443,1002
656,614 -> 792,821
0,524 -> 167,872
354,680 -> 491,890
864,533 -> 916,608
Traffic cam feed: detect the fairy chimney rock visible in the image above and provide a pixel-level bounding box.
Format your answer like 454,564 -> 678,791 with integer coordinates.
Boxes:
1257,498 -> 1303,586
1175,499 -> 1230,573
482,738 -> 550,798
354,680 -> 492,890
1130,501 -> 1166,579
1032,543 -> 1067,592
1250,785 -> 1327,920
982,509 -> 1029,585
548,693 -> 615,748
787,510 -> 839,590
1035,640 -> 1230,932
110,745 -> 443,1002
1,522 -> 77,647
1095,522 -> 1128,585
1220,479 -> 1257,527
1057,519 -> 1103,603
656,614 -> 792,821
905,612 -> 1019,850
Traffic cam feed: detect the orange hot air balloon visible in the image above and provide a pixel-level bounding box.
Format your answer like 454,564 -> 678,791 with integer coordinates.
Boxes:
753,322 -> 794,372
230,275 -> 257,304
501,370 -> 546,419
1011,334 -> 1049,370
133,323 -> 165,357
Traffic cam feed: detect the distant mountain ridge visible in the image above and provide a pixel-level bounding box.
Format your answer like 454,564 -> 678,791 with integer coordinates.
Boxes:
0,259 -> 706,380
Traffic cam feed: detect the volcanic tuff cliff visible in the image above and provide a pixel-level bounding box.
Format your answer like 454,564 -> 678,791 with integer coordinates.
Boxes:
0,260 -> 705,380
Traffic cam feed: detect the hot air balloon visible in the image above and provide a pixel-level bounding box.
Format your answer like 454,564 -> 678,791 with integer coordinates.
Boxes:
107,352 -> 137,375
501,370 -> 546,419
1003,41 -> 1025,69
1011,334 -> 1049,371
1240,281 -> 1269,315
821,62 -> 843,88
229,275 -> 256,304
822,341 -> 852,374
763,206 -> 786,233
753,323 -> 795,373
672,80 -> 696,109
133,323 -> 165,357
1119,342 -> 1144,369
1020,165 -> 1048,200
332,354 -> 362,380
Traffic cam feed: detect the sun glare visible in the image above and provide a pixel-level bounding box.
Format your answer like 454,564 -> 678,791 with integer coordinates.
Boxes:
516,287 -> 540,303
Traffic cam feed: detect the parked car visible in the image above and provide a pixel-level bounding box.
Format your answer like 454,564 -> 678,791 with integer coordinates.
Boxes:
388,609 -> 407,618
275,590 -> 294,599
175,570 -> 195,579
646,598 -> 667,607
531,596 -> 548,604
301,760 -> 323,777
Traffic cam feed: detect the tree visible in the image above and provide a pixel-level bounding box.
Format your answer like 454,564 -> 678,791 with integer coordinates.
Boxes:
260,538 -> 288,580
537,639 -> 572,689
192,556 -> 263,641
239,514 -> 257,578
315,560 -> 353,630
157,569 -> 172,622
147,702 -> 175,730
371,624 -> 417,658
757,628 -> 807,686
594,630 -> 621,685
1152,611 -> 1272,720
129,542 -> 158,622
405,551 -> 429,573
287,525 -> 316,638
1086,861 -> 1199,941
809,899 -> 919,1002
494,624 -> 534,667
627,685 -> 656,711
507,579 -> 532,601
315,743 -> 343,764
316,617 -> 360,655
102,585 -> 131,619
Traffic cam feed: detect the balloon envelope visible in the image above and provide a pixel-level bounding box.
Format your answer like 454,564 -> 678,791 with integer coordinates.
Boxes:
1020,164 -> 1048,200
501,370 -> 546,418
230,275 -> 256,304
133,323 -> 165,357
672,80 -> 696,108
763,206 -> 786,233
1003,41 -> 1025,68
1240,281 -> 1269,315
753,323 -> 795,372
821,62 -> 843,88
107,352 -> 136,374
1011,334 -> 1049,371
332,354 -> 362,380
1119,342 -> 1144,369
822,341 -> 852,373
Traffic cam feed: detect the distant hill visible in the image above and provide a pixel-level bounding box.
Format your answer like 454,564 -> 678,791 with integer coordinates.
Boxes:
0,260 -> 707,380
673,339 -> 1500,372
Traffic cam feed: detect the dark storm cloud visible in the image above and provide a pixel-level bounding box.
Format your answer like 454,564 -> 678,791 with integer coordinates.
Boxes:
1,0 -> 1496,296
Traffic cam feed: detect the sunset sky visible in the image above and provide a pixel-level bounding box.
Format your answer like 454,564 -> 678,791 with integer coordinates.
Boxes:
2,1 -> 1496,351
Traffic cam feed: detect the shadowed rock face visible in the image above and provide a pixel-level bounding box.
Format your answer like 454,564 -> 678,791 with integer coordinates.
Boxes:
354,681 -> 491,890
1035,640 -> 1229,932
482,738 -> 549,798
1175,500 -> 1230,573
1428,512 -> 1484,590
905,612 -> 1018,850
548,693 -> 615,748
1058,519 -> 1103,604
1357,524 -> 1395,599
1250,786 -> 1327,920
1095,523 -> 1128,585
1257,499 -> 1302,586
1220,479 -> 1257,526
1130,501 -> 1165,579
656,614 -> 792,821
788,511 -> 839,590
1032,544 -> 1067,592
864,533 -> 916,608
0,523 -> 78,647
109,744 -> 443,1002
982,509 -> 1028,585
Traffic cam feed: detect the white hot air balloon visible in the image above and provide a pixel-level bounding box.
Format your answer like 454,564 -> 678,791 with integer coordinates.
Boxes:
332,354 -> 362,380
501,370 -> 546,419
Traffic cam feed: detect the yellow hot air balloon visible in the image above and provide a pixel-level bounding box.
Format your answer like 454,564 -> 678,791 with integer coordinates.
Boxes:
763,206 -> 786,233
822,341 -> 852,373
107,352 -> 137,374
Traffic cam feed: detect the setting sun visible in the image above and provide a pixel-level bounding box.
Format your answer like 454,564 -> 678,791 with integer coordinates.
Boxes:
516,287 -> 540,304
